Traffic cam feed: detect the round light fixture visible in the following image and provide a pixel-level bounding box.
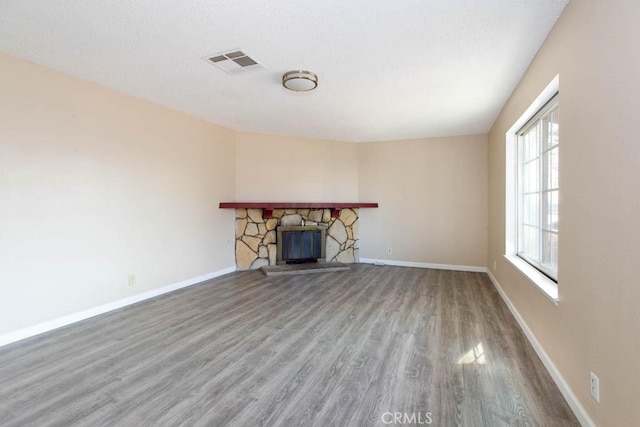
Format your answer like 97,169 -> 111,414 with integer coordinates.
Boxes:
282,70 -> 318,92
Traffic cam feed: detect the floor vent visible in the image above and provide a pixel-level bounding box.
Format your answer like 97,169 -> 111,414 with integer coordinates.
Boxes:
203,49 -> 265,74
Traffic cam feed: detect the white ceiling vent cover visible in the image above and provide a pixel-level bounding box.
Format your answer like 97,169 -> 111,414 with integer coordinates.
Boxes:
203,49 -> 265,75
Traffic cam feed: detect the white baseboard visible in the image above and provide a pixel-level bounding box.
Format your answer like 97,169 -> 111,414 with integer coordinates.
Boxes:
359,258 -> 487,273
487,270 -> 595,427
0,266 -> 236,348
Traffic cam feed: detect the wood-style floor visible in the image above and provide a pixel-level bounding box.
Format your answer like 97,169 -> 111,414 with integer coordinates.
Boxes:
0,264 -> 579,426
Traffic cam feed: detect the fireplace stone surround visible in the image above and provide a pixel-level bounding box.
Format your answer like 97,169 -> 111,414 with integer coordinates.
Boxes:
234,208 -> 359,270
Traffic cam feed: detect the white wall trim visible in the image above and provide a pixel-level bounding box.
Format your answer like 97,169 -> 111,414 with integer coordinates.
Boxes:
487,270 -> 595,427
0,266 -> 237,348
359,258 -> 487,273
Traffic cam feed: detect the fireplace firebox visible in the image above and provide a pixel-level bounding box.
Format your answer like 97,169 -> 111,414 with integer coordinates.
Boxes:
276,225 -> 327,265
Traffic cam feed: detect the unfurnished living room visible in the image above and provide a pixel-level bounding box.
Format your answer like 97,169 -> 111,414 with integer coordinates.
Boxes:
1,1 -> 639,426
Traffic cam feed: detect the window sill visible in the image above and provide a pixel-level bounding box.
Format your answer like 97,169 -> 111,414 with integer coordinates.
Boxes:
503,255 -> 559,304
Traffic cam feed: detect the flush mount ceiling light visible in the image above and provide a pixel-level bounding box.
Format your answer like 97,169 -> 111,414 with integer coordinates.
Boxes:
282,70 -> 318,92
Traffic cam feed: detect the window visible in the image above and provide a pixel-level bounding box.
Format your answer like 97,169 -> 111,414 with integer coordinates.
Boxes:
516,94 -> 559,280
504,75 -> 559,302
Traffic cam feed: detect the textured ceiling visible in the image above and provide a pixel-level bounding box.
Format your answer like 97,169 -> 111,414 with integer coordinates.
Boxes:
0,0 -> 568,142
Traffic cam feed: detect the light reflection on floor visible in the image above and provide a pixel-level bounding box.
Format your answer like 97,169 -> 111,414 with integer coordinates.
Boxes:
457,343 -> 487,365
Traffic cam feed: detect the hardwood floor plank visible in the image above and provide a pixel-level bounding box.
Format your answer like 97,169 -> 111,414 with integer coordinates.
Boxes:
459,397 -> 514,427
352,331 -> 415,425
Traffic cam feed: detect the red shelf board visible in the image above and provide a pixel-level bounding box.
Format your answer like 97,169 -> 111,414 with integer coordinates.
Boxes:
219,202 -> 378,209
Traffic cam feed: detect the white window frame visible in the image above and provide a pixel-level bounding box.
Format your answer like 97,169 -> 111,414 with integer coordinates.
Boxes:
505,75 -> 559,303
516,93 -> 559,279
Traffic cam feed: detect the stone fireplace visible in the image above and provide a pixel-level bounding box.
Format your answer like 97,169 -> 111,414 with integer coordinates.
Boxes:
234,208 -> 359,270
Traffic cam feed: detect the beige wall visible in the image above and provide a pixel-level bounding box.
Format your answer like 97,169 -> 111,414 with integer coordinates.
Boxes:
358,135 -> 488,267
487,0 -> 640,425
0,53 -> 237,335
235,132 -> 358,202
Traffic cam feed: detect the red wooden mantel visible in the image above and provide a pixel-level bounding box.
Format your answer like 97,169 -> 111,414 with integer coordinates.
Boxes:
219,202 -> 378,219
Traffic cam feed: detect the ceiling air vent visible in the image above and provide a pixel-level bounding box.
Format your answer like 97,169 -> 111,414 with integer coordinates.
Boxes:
203,49 -> 265,75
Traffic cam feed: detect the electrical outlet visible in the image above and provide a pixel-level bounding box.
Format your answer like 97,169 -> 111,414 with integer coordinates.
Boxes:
387,247 -> 392,255
128,274 -> 136,287
590,372 -> 600,402
493,260 -> 497,271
